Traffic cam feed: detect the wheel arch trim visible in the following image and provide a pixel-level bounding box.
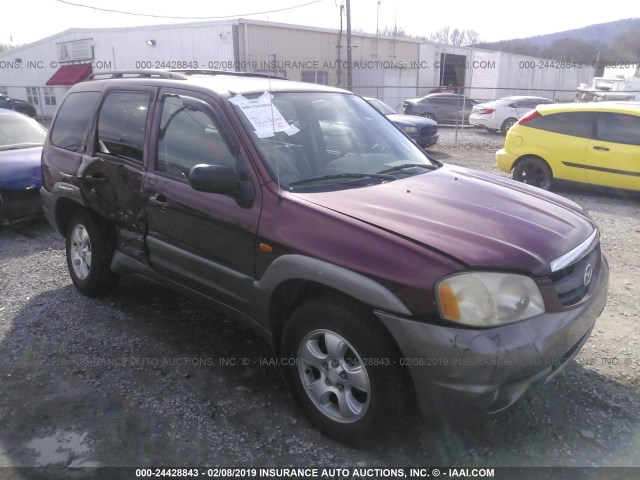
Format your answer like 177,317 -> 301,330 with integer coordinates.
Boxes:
256,254 -> 412,319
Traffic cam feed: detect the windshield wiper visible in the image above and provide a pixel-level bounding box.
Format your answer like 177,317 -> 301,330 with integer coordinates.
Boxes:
289,172 -> 396,189
377,163 -> 438,175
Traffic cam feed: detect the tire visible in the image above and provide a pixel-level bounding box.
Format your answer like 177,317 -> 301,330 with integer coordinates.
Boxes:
281,295 -> 408,446
501,117 -> 517,135
422,112 -> 436,121
65,209 -> 118,297
511,157 -> 553,190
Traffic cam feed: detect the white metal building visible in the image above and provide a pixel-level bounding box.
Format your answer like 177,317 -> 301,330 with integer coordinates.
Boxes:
0,19 -> 594,118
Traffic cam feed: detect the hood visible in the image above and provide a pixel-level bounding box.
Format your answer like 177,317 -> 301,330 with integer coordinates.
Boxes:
293,165 -> 595,275
0,147 -> 43,190
386,113 -> 437,127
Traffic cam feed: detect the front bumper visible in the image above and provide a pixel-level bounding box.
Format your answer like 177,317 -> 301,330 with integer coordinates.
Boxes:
0,188 -> 42,226
376,253 -> 609,417
414,133 -> 439,149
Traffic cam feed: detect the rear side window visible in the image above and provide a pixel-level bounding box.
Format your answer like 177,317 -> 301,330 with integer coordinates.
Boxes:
96,91 -> 151,164
525,111 -> 594,139
596,113 -> 640,145
50,91 -> 100,151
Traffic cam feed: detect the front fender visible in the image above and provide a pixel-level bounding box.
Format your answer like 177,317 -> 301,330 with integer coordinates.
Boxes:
255,254 -> 412,321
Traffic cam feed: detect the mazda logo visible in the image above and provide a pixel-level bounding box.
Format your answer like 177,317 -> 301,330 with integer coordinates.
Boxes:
583,264 -> 593,287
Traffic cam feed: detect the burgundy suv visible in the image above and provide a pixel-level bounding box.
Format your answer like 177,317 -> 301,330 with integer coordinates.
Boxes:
41,70 -> 608,446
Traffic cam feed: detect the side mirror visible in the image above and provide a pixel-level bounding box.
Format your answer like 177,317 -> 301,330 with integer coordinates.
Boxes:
189,164 -> 254,206
189,164 -> 238,194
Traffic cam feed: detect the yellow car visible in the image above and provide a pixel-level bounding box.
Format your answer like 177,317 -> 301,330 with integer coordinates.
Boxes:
496,102 -> 640,191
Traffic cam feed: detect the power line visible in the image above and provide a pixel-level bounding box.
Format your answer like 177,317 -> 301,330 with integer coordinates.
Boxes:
54,0 -> 325,20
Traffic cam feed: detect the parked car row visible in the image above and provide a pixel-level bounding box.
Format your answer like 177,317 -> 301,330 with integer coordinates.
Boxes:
401,93 -> 557,132
396,90 -> 639,193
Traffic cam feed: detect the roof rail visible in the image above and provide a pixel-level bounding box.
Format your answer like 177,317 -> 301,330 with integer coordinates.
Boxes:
169,69 -> 288,80
85,70 -> 188,81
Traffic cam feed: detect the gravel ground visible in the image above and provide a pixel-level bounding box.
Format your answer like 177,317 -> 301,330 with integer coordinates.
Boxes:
1,127 -> 639,476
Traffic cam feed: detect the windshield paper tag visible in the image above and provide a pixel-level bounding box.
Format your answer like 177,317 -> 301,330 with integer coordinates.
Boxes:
230,92 -> 300,138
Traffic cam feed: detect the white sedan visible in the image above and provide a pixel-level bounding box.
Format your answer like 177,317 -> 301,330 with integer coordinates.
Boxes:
469,96 -> 554,134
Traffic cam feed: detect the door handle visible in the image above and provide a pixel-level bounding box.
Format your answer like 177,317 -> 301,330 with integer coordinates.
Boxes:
592,145 -> 610,151
148,194 -> 169,209
84,174 -> 108,185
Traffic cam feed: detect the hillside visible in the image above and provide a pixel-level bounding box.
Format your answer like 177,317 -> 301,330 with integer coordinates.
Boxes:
475,18 -> 640,64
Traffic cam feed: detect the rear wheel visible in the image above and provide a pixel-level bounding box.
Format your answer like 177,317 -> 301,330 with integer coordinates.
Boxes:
511,157 -> 552,190
66,209 -> 118,296
281,295 -> 408,446
501,117 -> 518,134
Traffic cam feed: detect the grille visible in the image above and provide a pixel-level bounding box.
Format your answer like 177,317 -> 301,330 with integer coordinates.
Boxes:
550,245 -> 599,306
420,125 -> 437,136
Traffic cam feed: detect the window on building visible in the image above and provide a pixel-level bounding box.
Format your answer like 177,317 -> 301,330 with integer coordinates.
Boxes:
26,87 -> 39,105
301,71 -> 328,85
44,87 -> 57,107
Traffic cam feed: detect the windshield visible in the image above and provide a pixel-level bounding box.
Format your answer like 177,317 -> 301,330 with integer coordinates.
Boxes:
231,92 -> 436,191
0,115 -> 47,151
366,98 -> 396,115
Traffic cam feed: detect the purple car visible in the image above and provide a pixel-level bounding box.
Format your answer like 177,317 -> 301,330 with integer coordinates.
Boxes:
41,71 -> 608,446
0,109 -> 46,225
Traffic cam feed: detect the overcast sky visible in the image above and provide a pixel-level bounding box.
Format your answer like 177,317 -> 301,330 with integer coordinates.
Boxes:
4,0 -> 639,46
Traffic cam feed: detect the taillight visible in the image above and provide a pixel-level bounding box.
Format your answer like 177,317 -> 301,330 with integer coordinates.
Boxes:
479,108 -> 495,115
518,110 -> 541,125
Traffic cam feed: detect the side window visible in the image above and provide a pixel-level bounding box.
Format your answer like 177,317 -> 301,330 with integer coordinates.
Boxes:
596,113 -> 640,146
526,111 -> 594,139
50,91 -> 101,152
97,91 -> 151,165
156,95 -> 236,179
515,100 -> 534,109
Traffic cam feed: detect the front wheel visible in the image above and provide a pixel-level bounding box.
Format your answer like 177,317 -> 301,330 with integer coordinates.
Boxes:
281,295 -> 408,446
423,112 -> 436,121
66,209 -> 118,297
511,157 -> 552,190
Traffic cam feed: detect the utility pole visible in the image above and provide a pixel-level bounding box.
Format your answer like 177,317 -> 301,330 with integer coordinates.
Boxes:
375,0 -> 380,57
346,0 -> 352,91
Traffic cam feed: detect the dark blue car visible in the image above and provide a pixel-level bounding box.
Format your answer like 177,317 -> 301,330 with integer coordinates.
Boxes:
365,97 -> 439,148
0,94 -> 37,118
0,109 -> 46,225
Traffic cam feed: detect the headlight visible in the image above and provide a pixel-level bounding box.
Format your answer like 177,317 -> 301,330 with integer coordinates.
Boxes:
401,126 -> 418,135
435,272 -> 544,327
